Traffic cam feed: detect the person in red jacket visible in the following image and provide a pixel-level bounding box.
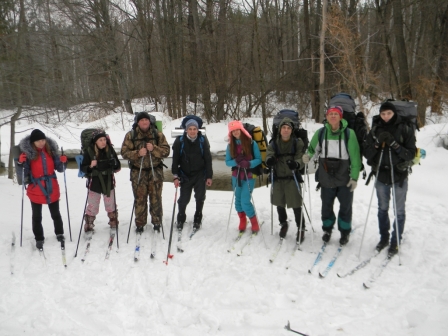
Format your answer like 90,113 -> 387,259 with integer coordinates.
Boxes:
18,129 -> 67,249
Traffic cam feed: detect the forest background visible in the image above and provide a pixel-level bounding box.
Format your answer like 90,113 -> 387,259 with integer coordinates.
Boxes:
1,0 -> 447,177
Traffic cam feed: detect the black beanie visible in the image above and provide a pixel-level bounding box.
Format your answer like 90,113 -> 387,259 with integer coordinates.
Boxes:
29,129 -> 46,143
92,129 -> 107,143
379,101 -> 397,114
136,112 -> 151,123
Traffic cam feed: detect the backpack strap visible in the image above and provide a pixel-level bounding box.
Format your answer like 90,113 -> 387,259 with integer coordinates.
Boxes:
272,137 -> 297,158
180,134 -> 204,157
30,151 -> 57,204
318,126 -> 349,159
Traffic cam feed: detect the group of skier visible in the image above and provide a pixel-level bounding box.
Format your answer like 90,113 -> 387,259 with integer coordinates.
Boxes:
17,101 -> 415,259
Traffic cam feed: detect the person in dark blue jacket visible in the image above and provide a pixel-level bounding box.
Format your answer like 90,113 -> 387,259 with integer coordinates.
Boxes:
172,118 -> 213,231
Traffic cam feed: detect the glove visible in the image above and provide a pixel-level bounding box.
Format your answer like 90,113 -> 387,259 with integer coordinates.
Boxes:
302,154 -> 310,164
238,160 -> 251,169
377,132 -> 399,148
18,153 -> 27,164
265,157 -> 276,167
396,161 -> 411,172
60,155 -> 68,163
235,154 -> 245,164
286,160 -> 298,170
346,179 -> 357,192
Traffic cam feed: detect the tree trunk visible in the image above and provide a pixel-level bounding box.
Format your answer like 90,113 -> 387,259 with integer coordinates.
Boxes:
392,0 -> 412,99
318,0 -> 328,122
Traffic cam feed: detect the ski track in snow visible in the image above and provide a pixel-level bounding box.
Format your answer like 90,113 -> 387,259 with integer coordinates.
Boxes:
1,121 -> 448,335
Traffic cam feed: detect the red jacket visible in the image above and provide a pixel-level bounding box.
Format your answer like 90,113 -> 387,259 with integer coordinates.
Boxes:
26,147 -> 61,204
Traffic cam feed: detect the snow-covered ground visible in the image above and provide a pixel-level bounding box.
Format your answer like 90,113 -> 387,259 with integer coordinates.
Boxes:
1,112 -> 448,335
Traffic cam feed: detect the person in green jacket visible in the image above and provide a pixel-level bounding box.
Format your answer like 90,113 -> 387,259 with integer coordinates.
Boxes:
302,106 -> 361,245
265,117 -> 306,242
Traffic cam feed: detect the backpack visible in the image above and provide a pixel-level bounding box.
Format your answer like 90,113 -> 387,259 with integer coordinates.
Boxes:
271,109 -> 309,150
12,145 -> 25,185
75,128 -> 113,178
242,123 -> 268,176
131,112 -> 160,145
368,99 -> 422,175
328,93 -> 368,177
270,109 -> 309,175
181,115 -> 203,129
126,112 -> 163,169
178,115 -> 206,157
386,99 -> 419,133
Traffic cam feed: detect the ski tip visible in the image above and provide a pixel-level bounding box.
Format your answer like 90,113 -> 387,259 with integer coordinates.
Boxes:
318,273 -> 325,278
363,283 -> 370,289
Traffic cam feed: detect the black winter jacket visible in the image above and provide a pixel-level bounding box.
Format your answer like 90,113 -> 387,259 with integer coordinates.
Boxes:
363,114 -> 416,185
171,133 -> 213,180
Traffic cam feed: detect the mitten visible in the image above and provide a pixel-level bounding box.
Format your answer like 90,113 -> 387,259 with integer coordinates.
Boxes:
265,157 -> 276,167
19,153 -> 27,164
302,154 -> 310,164
286,160 -> 298,170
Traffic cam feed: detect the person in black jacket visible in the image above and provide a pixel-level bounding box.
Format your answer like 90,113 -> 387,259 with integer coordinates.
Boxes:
363,102 -> 416,256
81,129 -> 121,233
171,118 -> 213,230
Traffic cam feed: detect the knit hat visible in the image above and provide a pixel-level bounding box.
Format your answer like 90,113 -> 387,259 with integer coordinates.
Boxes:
185,119 -> 199,129
92,129 -> 107,143
228,120 -> 251,140
29,129 -> 46,143
326,106 -> 343,118
379,101 -> 397,114
279,117 -> 295,130
136,112 -> 151,123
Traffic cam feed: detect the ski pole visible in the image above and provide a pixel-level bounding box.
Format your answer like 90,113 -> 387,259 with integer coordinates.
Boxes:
74,181 -> 90,257
292,170 -> 305,249
149,151 -> 165,239
270,168 -> 274,235
127,156 -> 144,243
225,166 -> 239,241
164,185 -> 178,265
284,320 -> 309,336
357,143 -> 385,260
243,168 -> 267,249
61,148 -> 72,241
389,147 -> 401,265
113,178 -> 119,249
20,163 -> 25,247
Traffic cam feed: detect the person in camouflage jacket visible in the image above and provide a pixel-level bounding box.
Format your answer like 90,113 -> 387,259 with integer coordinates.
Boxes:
121,112 -> 170,233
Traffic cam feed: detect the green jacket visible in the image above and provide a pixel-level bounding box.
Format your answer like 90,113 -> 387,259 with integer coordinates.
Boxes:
307,119 -> 361,188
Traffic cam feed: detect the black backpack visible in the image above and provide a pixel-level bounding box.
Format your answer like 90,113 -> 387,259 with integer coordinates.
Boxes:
386,99 -> 419,134
271,109 -> 309,150
75,128 -> 113,178
270,110 -> 309,175
329,93 -> 368,177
